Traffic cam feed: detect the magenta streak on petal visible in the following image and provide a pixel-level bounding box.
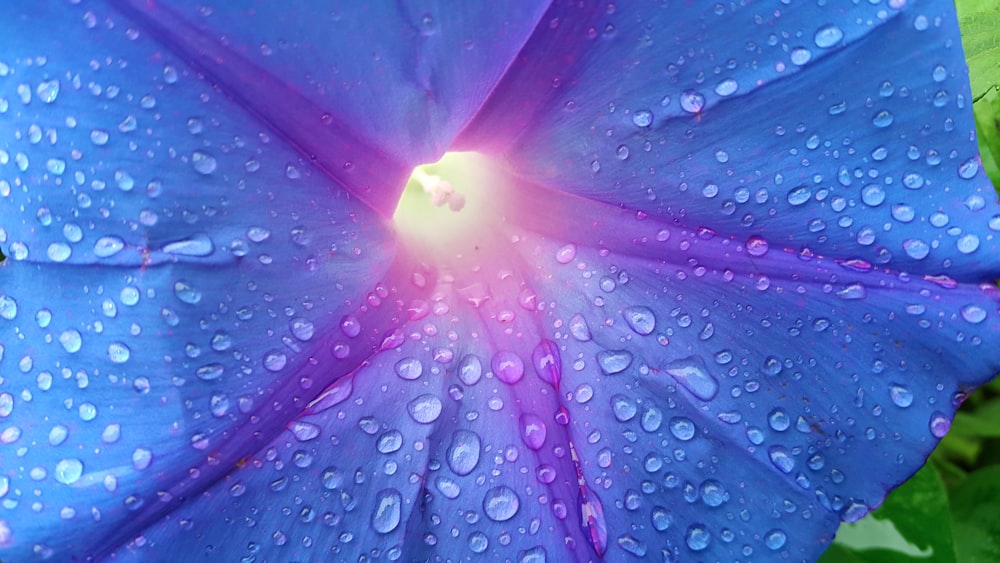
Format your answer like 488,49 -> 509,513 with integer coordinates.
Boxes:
111,0 -> 409,218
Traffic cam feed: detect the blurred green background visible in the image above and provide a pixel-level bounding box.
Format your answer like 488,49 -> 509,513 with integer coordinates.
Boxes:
819,1 -> 1000,561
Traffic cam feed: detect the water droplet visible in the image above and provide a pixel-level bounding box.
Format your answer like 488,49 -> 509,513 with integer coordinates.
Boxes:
290,318 -> 314,341
371,489 -> 402,533
680,90 -> 705,113
59,329 -> 82,353
961,304 -> 987,324
458,354 -> 483,386
469,531 -> 489,553
520,414 -> 547,450
555,243 -> 577,264
263,350 -> 287,372
192,151 -> 217,174
569,313 -> 592,341
664,357 -> 719,401
902,238 -> 930,260
623,306 -> 656,335
108,342 -> 130,363
394,357 -> 423,380
872,110 -> 894,128
483,486 -> 520,522
631,110 -> 653,127
93,236 -> 124,258
746,236 -> 769,256
790,47 -> 812,65
596,349 -> 633,375
686,524 -> 710,552
447,430 -> 481,476
714,78 -> 738,96
888,384 -> 913,408
196,363 -> 224,381
0,296 -> 17,320
860,184 -> 885,207
532,340 -> 561,388
669,417 -> 696,441
407,394 -> 442,423
54,458 -> 84,485
291,421 -> 321,442
765,529 -> 787,550
492,351 -> 524,384
47,242 -> 72,262
768,446 -> 795,473
814,24 -> 844,48
768,409 -> 791,431
958,156 -> 980,179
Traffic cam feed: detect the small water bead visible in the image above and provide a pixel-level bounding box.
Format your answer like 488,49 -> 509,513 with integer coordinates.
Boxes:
483,486 -> 520,522
958,157 -> 980,179
569,313 -> 592,341
408,394 -> 443,423
289,318 -> 314,341
786,185 -> 811,206
163,234 -> 214,256
108,342 -> 130,363
47,242 -> 72,262
768,446 -> 795,473
596,349 -> 632,375
616,144 -> 629,160
36,79 -> 60,103
371,489 -> 402,534
664,357 -> 719,401
888,384 -> 914,408
631,110 -> 653,127
790,47 -> 812,65
860,184 -> 885,207
902,238 -> 930,260
196,363 -> 224,381
961,304 -> 987,324
458,354 -> 483,386
520,413 -> 547,450
191,151 -> 217,174
291,421 -> 321,442
623,306 -> 655,335
813,24 -> 844,48
891,204 -> 915,223
468,532 -> 489,553
93,236 -> 124,257
680,90 -> 705,113
768,409 -> 791,431
957,234 -> 980,254
669,417 -> 696,441
612,395 -> 637,422
745,235 -> 768,257
872,110 -> 894,128
714,78 -> 738,96
46,158 -> 66,175
49,425 -> 68,446
555,243 -> 577,264
54,458 -> 84,485
765,529 -> 787,550
492,351 -> 524,384
394,357 -> 423,381
263,350 -> 287,372
59,329 -> 82,353
0,296 -> 16,320
447,430 -> 481,476
686,525 -> 710,552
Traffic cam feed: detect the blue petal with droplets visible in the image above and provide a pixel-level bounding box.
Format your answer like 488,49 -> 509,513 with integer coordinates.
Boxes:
458,0 -> 1000,278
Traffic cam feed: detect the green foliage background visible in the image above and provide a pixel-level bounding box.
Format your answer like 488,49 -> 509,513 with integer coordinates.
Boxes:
819,1 -> 1000,561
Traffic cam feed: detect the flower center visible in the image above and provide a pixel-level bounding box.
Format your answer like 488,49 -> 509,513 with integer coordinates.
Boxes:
393,152 -> 495,256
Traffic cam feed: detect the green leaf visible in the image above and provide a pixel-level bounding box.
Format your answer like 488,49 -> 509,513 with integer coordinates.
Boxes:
974,88 -> 1000,189
951,466 -> 1000,562
957,0 -> 1000,100
819,464 -> 956,562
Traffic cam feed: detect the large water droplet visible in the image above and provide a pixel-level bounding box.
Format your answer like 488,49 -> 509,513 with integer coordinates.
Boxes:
813,24 -> 844,48
597,349 -> 633,375
483,486 -> 520,522
664,357 -> 719,401
447,429 -> 481,476
407,394 -> 443,423
520,413 -> 547,450
54,458 -> 84,485
492,351 -> 524,384
192,151 -> 217,174
371,489 -> 402,533
623,306 -> 656,335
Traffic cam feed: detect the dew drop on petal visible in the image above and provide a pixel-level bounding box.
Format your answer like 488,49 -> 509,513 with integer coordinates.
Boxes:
519,413 -> 547,450
371,489 -> 402,534
686,524 -> 710,552
54,458 -> 84,485
888,384 -> 914,408
765,529 -> 787,550
555,243 -> 577,264
191,151 -> 217,174
680,90 -> 705,113
483,486 -> 520,522
458,354 -> 483,386
597,349 -> 633,375
631,110 -> 653,127
670,417 -> 696,441
447,429 -> 481,476
623,306 -> 656,335
492,351 -> 524,384
663,357 -> 719,401
394,357 -> 423,380
960,304 -> 987,324
407,394 -> 442,423
929,412 -> 950,438
59,329 -> 82,353
813,24 -> 844,48
93,236 -> 124,257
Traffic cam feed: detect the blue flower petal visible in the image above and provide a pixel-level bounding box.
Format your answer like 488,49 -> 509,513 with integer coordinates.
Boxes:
116,0 -> 549,171
106,280 -> 598,561
0,3 -> 426,558
459,0 -> 999,278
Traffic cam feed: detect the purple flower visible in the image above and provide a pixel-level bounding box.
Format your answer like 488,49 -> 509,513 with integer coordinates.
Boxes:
1,1 -> 998,561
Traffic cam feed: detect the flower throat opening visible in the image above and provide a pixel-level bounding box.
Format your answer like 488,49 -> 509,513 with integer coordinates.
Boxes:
393,152 -> 494,255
